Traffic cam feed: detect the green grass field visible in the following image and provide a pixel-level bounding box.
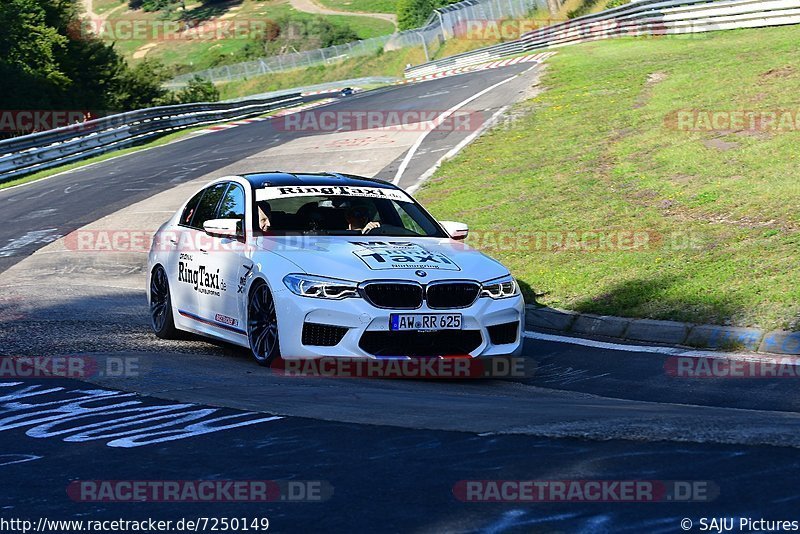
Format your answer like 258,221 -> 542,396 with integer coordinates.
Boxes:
316,0 -> 397,14
217,45 -> 426,99
415,26 -> 800,330
100,0 -> 394,75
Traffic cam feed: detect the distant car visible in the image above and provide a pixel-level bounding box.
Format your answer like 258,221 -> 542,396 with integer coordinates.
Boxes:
147,172 -> 524,366
340,87 -> 354,97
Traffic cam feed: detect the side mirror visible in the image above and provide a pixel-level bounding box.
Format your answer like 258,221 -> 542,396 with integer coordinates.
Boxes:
440,220 -> 469,241
203,219 -> 241,238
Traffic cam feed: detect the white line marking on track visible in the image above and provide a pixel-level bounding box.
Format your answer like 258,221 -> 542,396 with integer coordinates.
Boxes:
523,330 -> 792,362
407,105 -> 509,194
393,73 -> 520,185
418,90 -> 450,98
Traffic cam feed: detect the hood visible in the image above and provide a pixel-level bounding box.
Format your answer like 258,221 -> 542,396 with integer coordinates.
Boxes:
254,236 -> 509,283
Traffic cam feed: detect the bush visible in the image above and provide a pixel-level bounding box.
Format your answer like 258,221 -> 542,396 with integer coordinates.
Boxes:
567,0 -> 601,19
169,76 -> 220,104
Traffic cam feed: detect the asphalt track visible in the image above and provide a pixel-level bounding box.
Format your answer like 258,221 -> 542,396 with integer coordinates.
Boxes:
2,63 -> 800,532
0,63 -> 533,274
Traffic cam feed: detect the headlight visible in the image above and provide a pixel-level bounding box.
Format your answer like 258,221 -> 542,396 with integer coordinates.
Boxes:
480,275 -> 519,299
283,274 -> 360,299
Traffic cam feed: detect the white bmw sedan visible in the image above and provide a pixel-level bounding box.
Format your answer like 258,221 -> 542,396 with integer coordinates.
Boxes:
147,172 -> 524,366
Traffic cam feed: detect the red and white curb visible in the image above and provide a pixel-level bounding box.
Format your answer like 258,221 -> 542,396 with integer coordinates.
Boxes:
402,52 -> 557,84
195,99 -> 336,134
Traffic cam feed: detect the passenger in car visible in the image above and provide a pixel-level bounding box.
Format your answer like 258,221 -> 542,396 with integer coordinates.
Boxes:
257,202 -> 272,233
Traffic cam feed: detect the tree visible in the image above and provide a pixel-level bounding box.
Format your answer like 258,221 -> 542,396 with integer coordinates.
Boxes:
311,18 -> 359,48
397,0 -> 461,30
0,0 -> 70,110
109,59 -> 172,110
397,0 -> 434,31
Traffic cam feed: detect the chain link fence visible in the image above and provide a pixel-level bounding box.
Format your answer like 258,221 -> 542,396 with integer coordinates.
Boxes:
169,0 -> 554,86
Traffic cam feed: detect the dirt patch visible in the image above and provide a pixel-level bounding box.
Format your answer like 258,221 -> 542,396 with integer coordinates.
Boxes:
761,66 -> 795,80
519,64 -> 548,101
703,138 -> 739,151
634,71 -> 667,109
734,129 -> 773,141
610,127 -> 634,142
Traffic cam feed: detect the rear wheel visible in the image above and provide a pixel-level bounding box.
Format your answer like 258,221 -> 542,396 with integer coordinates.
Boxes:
247,281 -> 280,366
150,265 -> 178,339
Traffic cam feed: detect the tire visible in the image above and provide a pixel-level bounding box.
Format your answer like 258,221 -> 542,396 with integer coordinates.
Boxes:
247,281 -> 281,366
150,265 -> 179,339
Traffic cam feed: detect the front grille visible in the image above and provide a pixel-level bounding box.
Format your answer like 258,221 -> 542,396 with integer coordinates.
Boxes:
487,321 -> 519,345
302,323 -> 348,346
426,282 -> 480,309
359,330 -> 482,357
362,283 -> 423,309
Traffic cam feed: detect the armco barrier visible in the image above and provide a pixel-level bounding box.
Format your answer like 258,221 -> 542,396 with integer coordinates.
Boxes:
405,0 -> 800,78
0,94 -> 302,182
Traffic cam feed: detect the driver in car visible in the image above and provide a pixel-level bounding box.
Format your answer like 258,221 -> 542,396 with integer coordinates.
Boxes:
345,204 -> 380,234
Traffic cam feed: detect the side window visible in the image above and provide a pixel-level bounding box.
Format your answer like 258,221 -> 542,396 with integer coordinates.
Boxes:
217,184 -> 246,232
180,190 -> 204,227
190,182 -> 228,230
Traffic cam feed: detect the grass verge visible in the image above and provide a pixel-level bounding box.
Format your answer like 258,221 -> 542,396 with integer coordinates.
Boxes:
217,46 -> 427,99
107,0 -> 394,74
415,25 -> 800,330
316,0 -> 397,14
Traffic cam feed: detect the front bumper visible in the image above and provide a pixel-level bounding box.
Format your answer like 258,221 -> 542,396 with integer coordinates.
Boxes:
274,289 -> 525,360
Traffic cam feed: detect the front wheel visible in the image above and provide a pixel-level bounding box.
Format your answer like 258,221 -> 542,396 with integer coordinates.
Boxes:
247,281 -> 281,366
150,265 -> 178,339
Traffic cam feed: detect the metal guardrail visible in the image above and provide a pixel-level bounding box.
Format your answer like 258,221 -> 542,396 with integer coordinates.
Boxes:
404,0 -> 800,78
0,94 -> 303,182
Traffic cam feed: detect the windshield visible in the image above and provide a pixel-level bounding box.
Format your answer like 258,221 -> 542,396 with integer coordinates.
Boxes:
252,188 -> 446,238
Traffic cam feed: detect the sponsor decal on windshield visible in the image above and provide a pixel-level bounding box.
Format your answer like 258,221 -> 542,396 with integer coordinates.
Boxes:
255,185 -> 411,203
351,241 -> 460,271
